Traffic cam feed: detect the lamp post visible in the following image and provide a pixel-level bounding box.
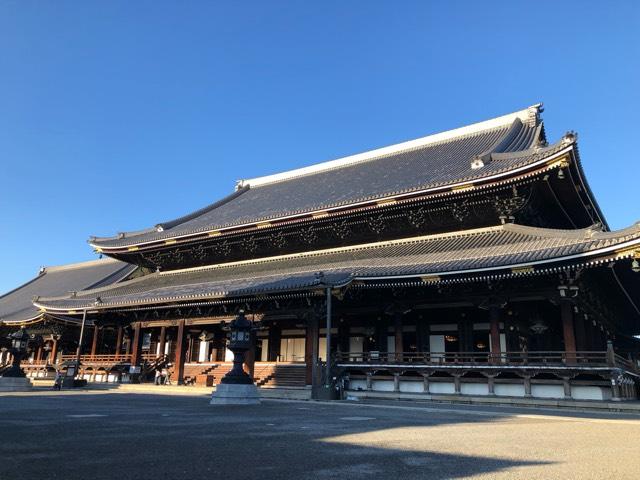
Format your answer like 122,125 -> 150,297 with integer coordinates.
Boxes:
3,328 -> 30,378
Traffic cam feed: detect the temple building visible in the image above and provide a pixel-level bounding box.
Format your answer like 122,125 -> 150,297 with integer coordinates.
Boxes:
0,258 -> 136,377
2,104 -> 639,400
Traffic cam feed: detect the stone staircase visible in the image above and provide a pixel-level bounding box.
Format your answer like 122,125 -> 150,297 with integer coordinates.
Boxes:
183,362 -> 306,388
183,363 -> 219,385
183,363 -> 236,385
255,364 -> 307,388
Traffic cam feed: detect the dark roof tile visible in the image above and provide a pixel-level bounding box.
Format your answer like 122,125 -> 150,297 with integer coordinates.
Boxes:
41,223 -> 640,311
0,259 -> 136,323
92,106 -> 550,249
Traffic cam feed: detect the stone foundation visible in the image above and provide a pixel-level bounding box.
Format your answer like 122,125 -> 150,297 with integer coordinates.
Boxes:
0,377 -> 33,392
210,383 -> 261,405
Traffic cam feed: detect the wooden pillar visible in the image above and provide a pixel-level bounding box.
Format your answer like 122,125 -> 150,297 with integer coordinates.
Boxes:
36,346 -> 43,363
489,306 -> 501,363
157,326 -> 166,359
394,313 -> 403,360
458,318 -> 472,354
185,335 -> 194,363
114,326 -> 123,360
561,301 -> 577,363
243,332 -> 256,378
375,319 -> 387,353
267,324 -> 281,361
50,338 -> 59,365
175,320 -> 186,385
130,323 -> 142,366
305,314 -> 319,386
90,326 -> 100,358
574,314 -> 587,352
337,321 -> 349,354
416,317 -> 428,354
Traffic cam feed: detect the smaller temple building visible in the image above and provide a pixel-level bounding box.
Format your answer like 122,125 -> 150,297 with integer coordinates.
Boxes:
0,258 -> 136,378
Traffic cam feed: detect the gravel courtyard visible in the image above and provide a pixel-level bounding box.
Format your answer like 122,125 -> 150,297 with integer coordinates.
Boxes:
1,391 -> 639,480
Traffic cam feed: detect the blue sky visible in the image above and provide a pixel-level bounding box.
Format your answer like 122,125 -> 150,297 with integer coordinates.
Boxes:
1,1 -> 639,294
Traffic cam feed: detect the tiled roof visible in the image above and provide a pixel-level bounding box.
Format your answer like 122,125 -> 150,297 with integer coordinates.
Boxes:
91,105 -> 550,249
0,259 -> 136,323
40,222 -> 640,312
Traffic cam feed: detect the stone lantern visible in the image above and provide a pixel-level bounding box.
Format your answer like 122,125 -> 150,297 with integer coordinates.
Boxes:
210,311 -> 261,405
0,328 -> 33,391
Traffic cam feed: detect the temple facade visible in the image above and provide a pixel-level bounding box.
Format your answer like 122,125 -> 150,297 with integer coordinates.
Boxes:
2,104 -> 639,401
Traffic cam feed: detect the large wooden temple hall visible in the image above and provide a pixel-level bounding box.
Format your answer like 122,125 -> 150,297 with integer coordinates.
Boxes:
2,104 -> 639,401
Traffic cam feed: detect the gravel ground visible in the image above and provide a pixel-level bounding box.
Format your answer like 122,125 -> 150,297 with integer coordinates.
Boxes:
1,390 -> 639,480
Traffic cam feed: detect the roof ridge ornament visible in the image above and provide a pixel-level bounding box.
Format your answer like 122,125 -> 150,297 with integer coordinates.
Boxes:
527,103 -> 543,127
470,155 -> 485,170
584,222 -> 603,239
561,130 -> 578,146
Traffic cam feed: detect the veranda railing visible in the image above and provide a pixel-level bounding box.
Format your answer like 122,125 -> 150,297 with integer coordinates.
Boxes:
333,350 -> 636,372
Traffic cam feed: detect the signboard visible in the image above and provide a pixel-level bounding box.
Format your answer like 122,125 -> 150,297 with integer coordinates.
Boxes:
129,366 -> 141,374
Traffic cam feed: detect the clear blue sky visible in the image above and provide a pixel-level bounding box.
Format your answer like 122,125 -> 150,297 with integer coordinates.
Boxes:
1,1 -> 639,294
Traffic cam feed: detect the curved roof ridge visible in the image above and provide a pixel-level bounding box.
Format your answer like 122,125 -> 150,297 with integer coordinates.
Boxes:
238,104 -> 543,189
502,222 -> 599,239
155,186 -> 249,232
91,227 -> 158,243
